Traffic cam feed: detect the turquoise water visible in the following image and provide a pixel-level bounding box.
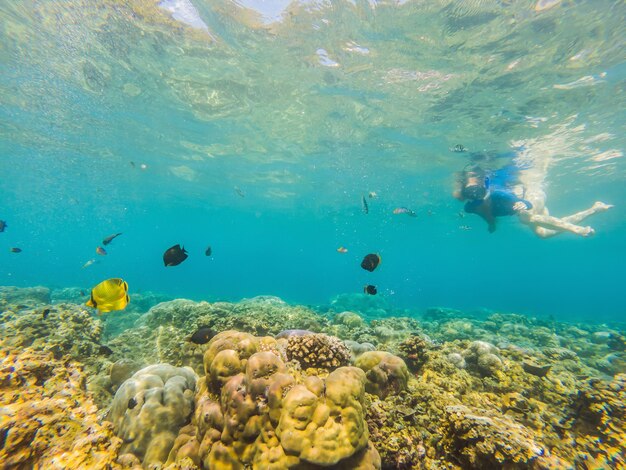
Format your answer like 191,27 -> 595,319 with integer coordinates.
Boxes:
1,0 -> 624,321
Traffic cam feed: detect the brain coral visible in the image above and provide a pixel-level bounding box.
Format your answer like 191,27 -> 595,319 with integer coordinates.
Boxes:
285,333 -> 352,370
354,351 -> 410,399
106,363 -> 198,467
175,330 -> 381,469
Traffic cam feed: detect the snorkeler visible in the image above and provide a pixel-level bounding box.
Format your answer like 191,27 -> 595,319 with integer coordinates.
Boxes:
454,148 -> 613,237
453,164 -> 532,233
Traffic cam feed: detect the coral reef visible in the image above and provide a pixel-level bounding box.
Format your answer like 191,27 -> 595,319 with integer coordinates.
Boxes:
0,347 -> 121,469
441,404 -> 546,468
397,334 -> 431,371
0,285 -> 51,308
2,289 -> 626,469
106,364 -> 198,468
165,330 -> 381,469
461,340 -> 504,377
285,333 -> 352,370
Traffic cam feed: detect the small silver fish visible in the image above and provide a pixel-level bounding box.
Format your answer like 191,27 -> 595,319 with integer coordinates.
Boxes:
82,259 -> 96,269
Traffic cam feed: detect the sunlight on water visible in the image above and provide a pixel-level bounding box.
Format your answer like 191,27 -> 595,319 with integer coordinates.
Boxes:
0,0 -> 624,315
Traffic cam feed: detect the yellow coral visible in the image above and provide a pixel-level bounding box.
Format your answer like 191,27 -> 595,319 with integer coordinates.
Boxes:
0,347 -> 122,469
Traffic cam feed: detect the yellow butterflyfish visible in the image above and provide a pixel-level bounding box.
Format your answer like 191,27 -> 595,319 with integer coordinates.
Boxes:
86,278 -> 129,314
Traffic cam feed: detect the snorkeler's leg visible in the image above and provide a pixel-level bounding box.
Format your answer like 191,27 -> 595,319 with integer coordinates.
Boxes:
561,201 -> 614,224
525,213 -> 595,237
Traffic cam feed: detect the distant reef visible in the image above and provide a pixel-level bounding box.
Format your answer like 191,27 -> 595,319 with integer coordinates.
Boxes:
1,286 -> 625,469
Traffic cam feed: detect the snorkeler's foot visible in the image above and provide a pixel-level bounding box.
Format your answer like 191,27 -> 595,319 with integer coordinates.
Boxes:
592,201 -> 614,212
580,226 -> 595,237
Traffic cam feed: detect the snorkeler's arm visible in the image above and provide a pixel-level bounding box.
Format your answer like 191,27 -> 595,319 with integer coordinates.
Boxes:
465,199 -> 497,232
452,174 -> 464,200
491,191 -> 532,216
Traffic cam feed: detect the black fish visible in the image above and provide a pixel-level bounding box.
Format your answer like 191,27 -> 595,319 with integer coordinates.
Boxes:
163,244 -> 188,267
10,247 -> 21,253
128,397 -> 138,409
102,233 -> 122,245
361,195 -> 369,214
522,361 -> 551,378
364,285 -> 377,295
99,345 -> 114,356
360,253 -> 381,272
42,308 -> 51,320
205,245 -> 212,257
190,326 -> 216,345
0,220 -> 6,232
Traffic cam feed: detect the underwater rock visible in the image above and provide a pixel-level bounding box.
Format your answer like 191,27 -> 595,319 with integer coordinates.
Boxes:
344,340 -> 376,359
0,347 -> 122,468
334,310 -> 367,329
594,352 -> 626,376
355,351 -> 409,399
447,352 -> 467,369
110,358 -> 144,389
50,286 -> 89,304
0,285 -> 51,306
422,306 -> 464,321
106,363 -> 198,467
275,328 -> 315,338
0,303 -> 104,367
141,297 -> 325,337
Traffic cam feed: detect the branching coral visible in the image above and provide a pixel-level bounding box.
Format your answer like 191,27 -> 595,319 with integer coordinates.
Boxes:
285,333 -> 351,370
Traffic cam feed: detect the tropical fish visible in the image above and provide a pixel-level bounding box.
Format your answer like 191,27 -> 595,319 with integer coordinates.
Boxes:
98,345 -> 114,356
393,207 -> 416,217
205,245 -> 212,257
0,220 -> 6,232
361,195 -> 369,214
368,192 -> 378,199
163,244 -> 188,266
86,278 -> 130,314
364,284 -> 377,295
234,186 -> 245,198
129,161 -> 136,168
361,253 -> 381,272
459,225 -> 472,231
82,259 -> 96,269
522,361 -> 551,378
10,247 -> 21,253
190,326 -> 216,345
452,144 -> 467,153
42,308 -> 51,320
337,246 -> 348,253
102,233 -> 122,245
96,246 -> 107,256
